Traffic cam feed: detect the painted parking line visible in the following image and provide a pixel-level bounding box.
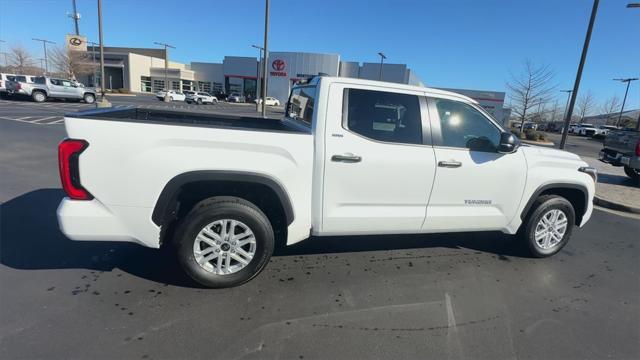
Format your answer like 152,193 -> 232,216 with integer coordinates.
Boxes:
31,116 -> 60,123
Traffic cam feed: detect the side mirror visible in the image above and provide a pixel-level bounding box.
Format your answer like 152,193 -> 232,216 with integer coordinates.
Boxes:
498,132 -> 520,153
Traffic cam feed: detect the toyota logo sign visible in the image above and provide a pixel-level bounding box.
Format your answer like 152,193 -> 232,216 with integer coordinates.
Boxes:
272,59 -> 285,71
270,59 -> 287,77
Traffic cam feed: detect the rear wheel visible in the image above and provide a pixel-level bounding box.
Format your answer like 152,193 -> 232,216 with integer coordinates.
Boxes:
521,195 -> 575,257
173,197 -> 274,288
197,98 -> 203,105
32,91 -> 47,103
623,166 -> 640,184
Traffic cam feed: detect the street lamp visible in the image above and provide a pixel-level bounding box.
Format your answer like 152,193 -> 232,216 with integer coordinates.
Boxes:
96,0 -> 111,107
154,42 -> 176,102
252,44 -> 264,111
560,90 -> 573,123
559,0 -> 599,150
377,52 -> 386,81
32,38 -> 55,75
260,0 -> 270,118
613,78 -> 638,127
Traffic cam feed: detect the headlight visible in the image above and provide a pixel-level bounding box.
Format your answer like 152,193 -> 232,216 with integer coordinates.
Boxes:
578,166 -> 598,183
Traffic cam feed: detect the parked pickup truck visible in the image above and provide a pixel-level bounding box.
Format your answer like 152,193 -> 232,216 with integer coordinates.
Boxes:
57,76 -> 596,288
5,76 -> 96,103
600,129 -> 640,183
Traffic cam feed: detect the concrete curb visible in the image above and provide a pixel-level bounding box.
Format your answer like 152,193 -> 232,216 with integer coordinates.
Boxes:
594,195 -> 640,214
521,139 -> 555,147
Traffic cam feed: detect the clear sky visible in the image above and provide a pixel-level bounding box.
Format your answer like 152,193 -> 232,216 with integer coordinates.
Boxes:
0,0 -> 638,111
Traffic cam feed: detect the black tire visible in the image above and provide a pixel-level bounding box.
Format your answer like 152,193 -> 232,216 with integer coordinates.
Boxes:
623,166 -> 640,184
197,98 -> 203,105
522,195 -> 575,258
32,91 -> 47,103
173,196 -> 274,288
83,93 -> 95,104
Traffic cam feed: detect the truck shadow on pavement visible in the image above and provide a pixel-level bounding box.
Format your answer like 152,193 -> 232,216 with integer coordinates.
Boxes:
1,189 -> 529,288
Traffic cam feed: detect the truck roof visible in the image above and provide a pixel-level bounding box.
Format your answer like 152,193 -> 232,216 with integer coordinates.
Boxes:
314,76 -> 479,104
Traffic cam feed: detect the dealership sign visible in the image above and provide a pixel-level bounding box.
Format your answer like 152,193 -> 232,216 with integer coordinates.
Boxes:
66,34 -> 87,51
270,59 -> 287,77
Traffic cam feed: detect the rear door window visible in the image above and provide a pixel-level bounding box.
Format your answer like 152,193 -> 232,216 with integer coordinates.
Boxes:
342,88 -> 422,145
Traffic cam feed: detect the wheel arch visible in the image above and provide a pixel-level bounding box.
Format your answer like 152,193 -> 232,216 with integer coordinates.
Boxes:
152,171 -> 295,244
520,183 -> 588,225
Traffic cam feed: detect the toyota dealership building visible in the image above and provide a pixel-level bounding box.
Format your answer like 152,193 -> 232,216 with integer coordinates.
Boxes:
80,47 -> 510,125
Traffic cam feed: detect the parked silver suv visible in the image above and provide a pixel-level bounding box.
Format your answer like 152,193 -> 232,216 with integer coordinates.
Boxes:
5,76 -> 97,103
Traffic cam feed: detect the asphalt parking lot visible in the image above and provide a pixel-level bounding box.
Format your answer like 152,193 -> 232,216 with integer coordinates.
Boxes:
1,97 -> 639,359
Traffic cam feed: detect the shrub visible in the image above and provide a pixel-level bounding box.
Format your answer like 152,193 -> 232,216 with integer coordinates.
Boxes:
524,130 -> 540,141
116,88 -> 130,94
511,130 -> 525,139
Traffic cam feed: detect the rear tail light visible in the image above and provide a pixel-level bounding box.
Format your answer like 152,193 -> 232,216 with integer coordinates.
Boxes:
15,82 -> 21,90
635,141 -> 640,157
58,139 -> 92,200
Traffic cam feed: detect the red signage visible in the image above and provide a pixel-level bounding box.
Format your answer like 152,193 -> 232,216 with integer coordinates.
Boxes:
270,59 -> 287,77
272,59 -> 285,71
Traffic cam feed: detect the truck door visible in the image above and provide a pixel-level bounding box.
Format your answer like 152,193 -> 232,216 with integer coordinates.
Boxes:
48,79 -> 66,97
423,97 -> 527,231
321,84 -> 436,235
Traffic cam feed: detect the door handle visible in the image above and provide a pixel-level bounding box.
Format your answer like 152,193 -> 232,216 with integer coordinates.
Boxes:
331,154 -> 362,163
438,160 -> 462,168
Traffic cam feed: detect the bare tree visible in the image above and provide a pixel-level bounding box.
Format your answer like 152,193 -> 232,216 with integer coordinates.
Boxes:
506,59 -> 556,131
600,95 -> 621,125
9,45 -> 34,74
576,91 -> 596,123
49,46 -> 97,80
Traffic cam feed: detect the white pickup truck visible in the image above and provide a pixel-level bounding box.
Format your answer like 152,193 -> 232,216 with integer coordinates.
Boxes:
57,76 -> 596,288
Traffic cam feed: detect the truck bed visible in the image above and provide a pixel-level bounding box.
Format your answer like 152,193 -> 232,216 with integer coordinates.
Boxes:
66,107 -> 311,134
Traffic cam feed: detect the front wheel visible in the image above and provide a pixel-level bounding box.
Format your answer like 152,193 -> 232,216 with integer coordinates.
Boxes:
197,98 -> 203,105
83,93 -> 95,104
173,197 -> 274,288
521,195 -> 575,257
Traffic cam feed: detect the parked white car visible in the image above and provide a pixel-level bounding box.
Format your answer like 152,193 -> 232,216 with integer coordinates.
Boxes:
0,73 -> 16,97
255,97 -> 281,106
156,90 -> 186,101
576,124 -> 597,137
57,76 -> 596,288
186,91 -> 218,105
594,125 -> 618,137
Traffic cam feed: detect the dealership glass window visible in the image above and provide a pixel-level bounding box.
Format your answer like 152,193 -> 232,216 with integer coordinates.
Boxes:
213,82 -> 223,94
171,81 -> 180,91
198,81 -> 211,93
182,80 -> 193,91
153,80 -> 165,92
287,85 -> 316,125
342,88 -> 422,145
433,98 -> 501,152
243,78 -> 257,100
140,76 -> 151,92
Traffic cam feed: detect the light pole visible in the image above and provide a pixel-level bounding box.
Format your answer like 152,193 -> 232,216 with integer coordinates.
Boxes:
627,3 -> 640,130
154,42 -> 176,102
260,0 -> 270,118
377,52 -> 386,81
559,0 -> 599,149
32,38 -> 55,75
68,0 -> 81,36
96,0 -> 111,107
613,78 -> 638,127
252,44 -> 264,111
560,90 -> 573,124
38,58 -> 46,74
88,41 -> 98,87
